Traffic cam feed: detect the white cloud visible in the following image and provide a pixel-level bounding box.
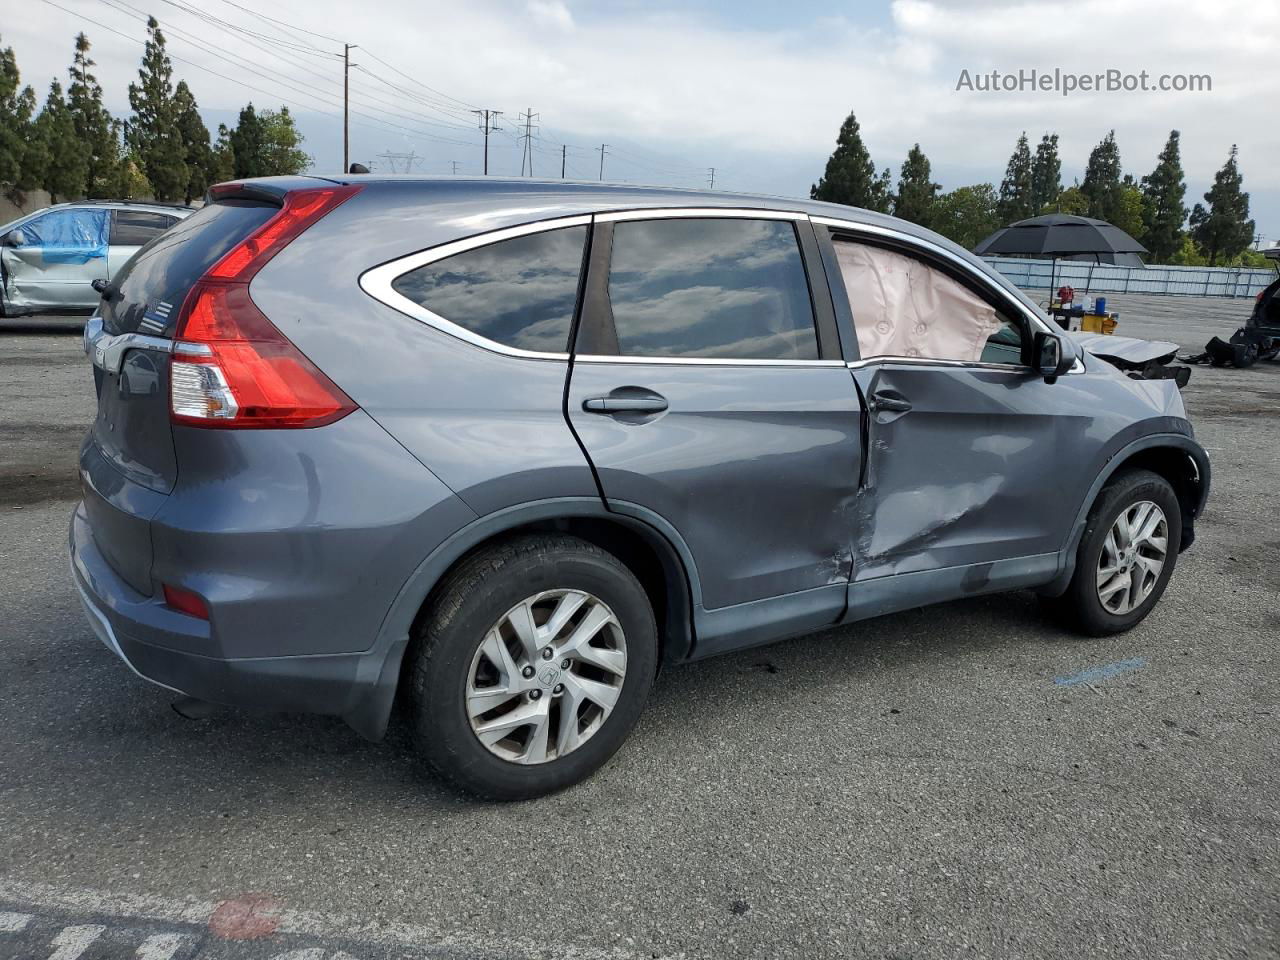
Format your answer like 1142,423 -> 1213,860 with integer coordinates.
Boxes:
527,0 -> 574,30
6,0 -> 1278,231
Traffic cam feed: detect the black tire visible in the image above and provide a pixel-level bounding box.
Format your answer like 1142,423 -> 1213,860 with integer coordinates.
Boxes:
406,534 -> 657,800
1044,469 -> 1182,636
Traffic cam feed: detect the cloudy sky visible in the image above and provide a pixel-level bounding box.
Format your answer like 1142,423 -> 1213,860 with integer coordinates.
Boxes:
8,0 -> 1279,244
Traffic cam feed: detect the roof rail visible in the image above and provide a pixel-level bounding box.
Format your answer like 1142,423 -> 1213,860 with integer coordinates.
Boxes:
66,199 -> 195,210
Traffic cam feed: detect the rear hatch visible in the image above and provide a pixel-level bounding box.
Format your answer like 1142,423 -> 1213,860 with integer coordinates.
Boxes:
84,196 -> 282,593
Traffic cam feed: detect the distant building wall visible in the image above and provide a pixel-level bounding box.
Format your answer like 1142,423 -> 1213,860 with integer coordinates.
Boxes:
0,189 -> 56,225
985,256 -> 1275,299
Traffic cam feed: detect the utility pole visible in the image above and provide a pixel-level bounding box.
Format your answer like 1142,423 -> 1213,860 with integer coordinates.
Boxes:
706,167 -> 715,189
343,44 -> 357,173
449,160 -> 460,175
560,144 -> 566,178
471,109 -> 503,175
518,107 -> 539,176
596,143 -> 608,180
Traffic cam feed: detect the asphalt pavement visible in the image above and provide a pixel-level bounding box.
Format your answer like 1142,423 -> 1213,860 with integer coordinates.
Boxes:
0,300 -> 1276,960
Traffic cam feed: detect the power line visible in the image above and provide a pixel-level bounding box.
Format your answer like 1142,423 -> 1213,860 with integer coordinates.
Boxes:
50,0 -> 487,161
213,0 -> 345,45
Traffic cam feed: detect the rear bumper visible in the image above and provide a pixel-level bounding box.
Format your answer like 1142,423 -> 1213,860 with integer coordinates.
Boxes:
69,502 -> 408,739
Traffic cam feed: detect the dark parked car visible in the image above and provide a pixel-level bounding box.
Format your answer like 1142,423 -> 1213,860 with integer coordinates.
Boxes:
72,176 -> 1210,799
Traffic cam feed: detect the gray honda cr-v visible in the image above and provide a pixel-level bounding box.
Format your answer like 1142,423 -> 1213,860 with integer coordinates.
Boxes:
72,176 -> 1210,799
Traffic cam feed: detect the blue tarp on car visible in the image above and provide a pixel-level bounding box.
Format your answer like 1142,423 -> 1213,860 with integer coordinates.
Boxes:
19,209 -> 109,264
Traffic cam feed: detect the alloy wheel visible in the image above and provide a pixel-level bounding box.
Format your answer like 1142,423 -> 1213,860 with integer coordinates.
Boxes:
1096,500 -> 1168,615
465,589 -> 627,764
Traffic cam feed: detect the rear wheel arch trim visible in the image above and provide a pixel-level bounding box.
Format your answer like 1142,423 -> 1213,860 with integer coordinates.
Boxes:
349,498 -> 701,741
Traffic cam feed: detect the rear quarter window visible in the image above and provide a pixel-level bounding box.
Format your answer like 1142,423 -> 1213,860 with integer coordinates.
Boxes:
389,225 -> 588,353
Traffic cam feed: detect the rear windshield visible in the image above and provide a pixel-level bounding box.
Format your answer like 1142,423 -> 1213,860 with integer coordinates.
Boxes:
105,200 -> 277,335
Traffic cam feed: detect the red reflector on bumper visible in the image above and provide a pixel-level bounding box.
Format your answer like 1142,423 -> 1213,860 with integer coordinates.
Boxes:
163,583 -> 210,620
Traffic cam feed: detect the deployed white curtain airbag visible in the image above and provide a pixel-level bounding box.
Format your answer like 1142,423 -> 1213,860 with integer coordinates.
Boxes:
834,242 -> 1004,362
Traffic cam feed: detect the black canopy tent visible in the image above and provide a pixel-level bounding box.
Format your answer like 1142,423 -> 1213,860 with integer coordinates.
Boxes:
974,213 -> 1147,304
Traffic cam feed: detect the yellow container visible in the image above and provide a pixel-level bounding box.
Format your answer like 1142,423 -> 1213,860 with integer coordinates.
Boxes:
1081,313 -> 1118,335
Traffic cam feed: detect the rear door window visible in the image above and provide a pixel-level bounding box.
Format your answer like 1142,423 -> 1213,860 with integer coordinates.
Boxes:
390,225 -> 588,353
110,210 -> 177,246
603,218 -> 818,361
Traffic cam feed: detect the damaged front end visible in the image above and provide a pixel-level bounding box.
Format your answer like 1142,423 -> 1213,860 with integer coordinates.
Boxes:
1065,331 -> 1192,388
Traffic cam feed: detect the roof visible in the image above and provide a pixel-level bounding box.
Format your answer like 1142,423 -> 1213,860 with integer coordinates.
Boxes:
221,174 -> 1047,319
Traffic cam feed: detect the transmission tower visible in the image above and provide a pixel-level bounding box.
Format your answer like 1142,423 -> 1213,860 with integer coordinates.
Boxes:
377,150 -> 419,173
518,108 -> 540,177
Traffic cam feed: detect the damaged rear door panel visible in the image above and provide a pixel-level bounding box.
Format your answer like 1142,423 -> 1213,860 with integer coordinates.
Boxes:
566,212 -> 863,654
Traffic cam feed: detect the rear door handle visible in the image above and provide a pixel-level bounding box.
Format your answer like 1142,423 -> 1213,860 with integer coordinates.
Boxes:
582,395 -> 668,414
868,392 -> 912,413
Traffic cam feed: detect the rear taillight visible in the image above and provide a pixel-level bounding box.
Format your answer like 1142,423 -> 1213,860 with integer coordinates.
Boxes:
170,185 -> 360,429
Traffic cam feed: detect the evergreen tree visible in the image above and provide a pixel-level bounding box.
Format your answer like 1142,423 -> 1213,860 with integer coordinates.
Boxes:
127,17 -> 188,201
932,183 -> 999,250
229,103 -> 265,179
173,80 -> 211,202
1190,145 -> 1255,266
892,143 -> 938,227
211,123 -> 235,183
1029,133 -> 1061,214
259,106 -> 310,176
1139,130 -> 1187,263
996,132 -> 1034,223
106,118 -> 151,198
1056,184 -> 1089,216
67,32 -> 118,198
1081,130 -> 1124,223
0,37 -> 22,186
36,80 -> 87,202
810,111 -> 889,212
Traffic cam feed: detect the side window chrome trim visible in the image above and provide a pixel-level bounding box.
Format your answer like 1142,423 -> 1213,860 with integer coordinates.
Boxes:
596,207 -> 808,224
847,356 -> 1032,373
847,356 -> 1085,375
358,214 -> 593,361
577,354 -> 846,368
811,215 -> 1056,337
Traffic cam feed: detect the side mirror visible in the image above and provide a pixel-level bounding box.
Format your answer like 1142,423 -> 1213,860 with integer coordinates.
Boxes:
91,278 -> 110,294
1,228 -> 23,247
1034,331 -> 1075,384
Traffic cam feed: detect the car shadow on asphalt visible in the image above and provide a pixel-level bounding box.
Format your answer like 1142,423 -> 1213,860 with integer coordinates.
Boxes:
11,586 -> 1109,821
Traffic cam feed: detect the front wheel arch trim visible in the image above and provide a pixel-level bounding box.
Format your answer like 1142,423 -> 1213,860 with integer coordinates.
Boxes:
1040,432 -> 1210,598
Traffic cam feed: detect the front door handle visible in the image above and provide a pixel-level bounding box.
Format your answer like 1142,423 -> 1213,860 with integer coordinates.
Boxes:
868,392 -> 912,414
583,394 -> 669,414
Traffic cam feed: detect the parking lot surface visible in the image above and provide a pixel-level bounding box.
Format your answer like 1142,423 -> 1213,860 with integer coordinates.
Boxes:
1,297 -> 1277,960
